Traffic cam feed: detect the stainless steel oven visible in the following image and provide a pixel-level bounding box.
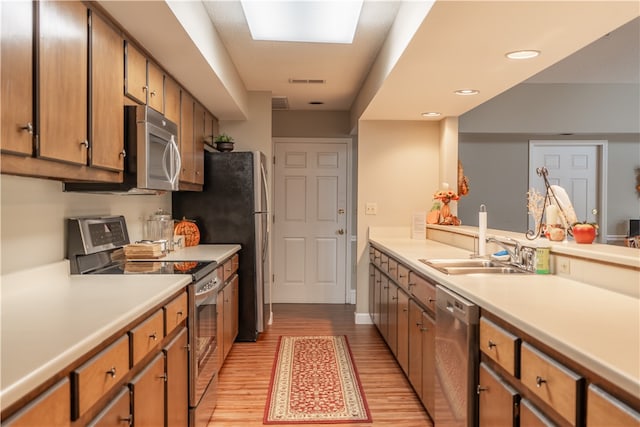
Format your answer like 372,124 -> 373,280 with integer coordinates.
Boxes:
189,267 -> 221,426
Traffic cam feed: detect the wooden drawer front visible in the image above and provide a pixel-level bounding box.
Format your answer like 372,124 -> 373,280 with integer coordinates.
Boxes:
373,249 -> 381,267
223,254 -> 239,282
520,399 -> 555,427
72,335 -> 129,419
130,309 -> 164,366
369,247 -> 374,263
397,264 -> 409,289
4,378 -> 70,426
478,363 -> 519,427
408,272 -> 435,312
479,317 -> 520,376
380,253 -> 389,274
587,384 -> 640,426
521,343 -> 583,425
164,291 -> 188,334
387,257 -> 398,282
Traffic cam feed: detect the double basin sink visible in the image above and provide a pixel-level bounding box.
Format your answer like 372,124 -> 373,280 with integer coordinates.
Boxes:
419,258 -> 531,275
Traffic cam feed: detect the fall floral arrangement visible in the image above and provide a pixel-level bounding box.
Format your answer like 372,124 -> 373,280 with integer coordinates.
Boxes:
433,190 -> 460,203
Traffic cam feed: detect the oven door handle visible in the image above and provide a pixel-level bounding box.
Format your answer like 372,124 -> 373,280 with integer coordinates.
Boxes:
194,279 -> 219,303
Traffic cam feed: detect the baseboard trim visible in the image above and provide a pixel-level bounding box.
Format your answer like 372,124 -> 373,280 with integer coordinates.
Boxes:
354,312 -> 373,325
349,289 -> 356,304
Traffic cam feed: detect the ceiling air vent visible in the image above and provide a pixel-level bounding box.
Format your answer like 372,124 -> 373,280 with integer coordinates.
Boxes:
272,96 -> 289,110
288,79 -> 326,84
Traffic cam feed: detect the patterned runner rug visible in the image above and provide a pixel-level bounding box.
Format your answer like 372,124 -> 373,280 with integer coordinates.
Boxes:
264,335 -> 372,424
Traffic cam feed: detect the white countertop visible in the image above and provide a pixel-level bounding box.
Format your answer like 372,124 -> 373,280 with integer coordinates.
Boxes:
0,244 -> 240,412
369,230 -> 640,399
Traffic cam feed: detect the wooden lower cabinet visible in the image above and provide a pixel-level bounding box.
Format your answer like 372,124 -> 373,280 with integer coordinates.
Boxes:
87,387 -> 131,427
3,379 -> 71,427
164,328 -> 189,427
420,311 -> 436,415
222,274 -> 239,360
396,288 -> 410,376
478,363 -> 519,427
379,275 -> 389,343
387,282 -> 399,357
408,299 -> 423,400
587,384 -> 640,427
130,353 -> 166,427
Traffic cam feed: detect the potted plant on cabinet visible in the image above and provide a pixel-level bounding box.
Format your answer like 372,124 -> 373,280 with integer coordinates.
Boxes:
214,133 -> 234,152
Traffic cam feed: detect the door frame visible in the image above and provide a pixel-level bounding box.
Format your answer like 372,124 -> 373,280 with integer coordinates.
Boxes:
528,140 -> 608,242
272,137 -> 354,303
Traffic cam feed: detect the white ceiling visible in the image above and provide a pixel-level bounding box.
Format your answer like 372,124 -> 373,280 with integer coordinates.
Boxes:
99,1 -> 639,122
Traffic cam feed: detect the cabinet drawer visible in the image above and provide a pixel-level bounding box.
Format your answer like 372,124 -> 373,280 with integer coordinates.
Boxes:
521,342 -> 583,425
129,309 -> 164,366
587,384 -> 640,426
387,258 -> 398,282
223,254 -> 239,282
164,291 -> 188,335
520,399 -> 555,427
408,272 -> 435,312
72,335 -> 129,419
397,264 -> 409,289
4,378 -> 70,426
380,253 -> 389,274
368,247 -> 374,263
479,317 -> 520,376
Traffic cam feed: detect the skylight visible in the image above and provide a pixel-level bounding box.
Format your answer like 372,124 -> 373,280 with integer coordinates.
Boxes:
240,0 -> 363,44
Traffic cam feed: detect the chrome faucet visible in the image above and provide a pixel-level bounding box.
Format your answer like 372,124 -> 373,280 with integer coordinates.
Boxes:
486,237 -> 521,264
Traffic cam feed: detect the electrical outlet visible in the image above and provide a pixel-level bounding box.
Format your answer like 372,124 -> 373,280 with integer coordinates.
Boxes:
365,202 -> 377,215
557,258 -> 570,274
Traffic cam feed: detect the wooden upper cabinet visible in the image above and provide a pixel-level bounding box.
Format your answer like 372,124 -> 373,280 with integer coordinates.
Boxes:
179,91 -> 195,183
147,61 -> 164,113
38,0 -> 88,165
194,102 -> 206,184
124,41 -> 147,104
164,77 -> 181,126
90,11 -> 124,171
1,1 -> 33,156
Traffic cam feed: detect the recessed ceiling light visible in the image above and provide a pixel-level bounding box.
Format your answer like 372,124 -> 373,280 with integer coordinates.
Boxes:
421,112 -> 441,117
454,89 -> 479,96
241,0 -> 363,44
506,50 -> 540,60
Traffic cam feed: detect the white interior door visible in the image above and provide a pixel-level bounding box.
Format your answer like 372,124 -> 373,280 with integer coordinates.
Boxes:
529,141 -> 604,237
273,141 -> 348,303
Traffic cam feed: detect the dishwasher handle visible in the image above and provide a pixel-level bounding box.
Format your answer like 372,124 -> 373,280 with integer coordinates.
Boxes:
436,285 -> 479,325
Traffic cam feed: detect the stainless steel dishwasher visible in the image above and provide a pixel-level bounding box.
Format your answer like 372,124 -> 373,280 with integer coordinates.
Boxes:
435,285 -> 479,427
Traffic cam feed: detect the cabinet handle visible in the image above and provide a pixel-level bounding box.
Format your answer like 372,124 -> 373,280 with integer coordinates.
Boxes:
477,385 -> 488,394
408,283 -> 415,288
118,415 -> 132,426
381,261 -> 388,265
150,90 -> 157,97
420,327 -> 428,332
416,322 -> 422,327
391,296 -> 397,301
119,149 -> 126,158
403,308 -> 408,312
183,344 -> 191,351
428,298 -> 435,303
399,274 -> 406,278
158,373 -> 168,382
80,140 -> 89,149
142,85 -> 148,92
177,310 -> 184,316
106,367 -> 117,378
535,376 -> 547,388
487,340 -> 497,349
20,122 -> 33,134
149,331 -> 158,341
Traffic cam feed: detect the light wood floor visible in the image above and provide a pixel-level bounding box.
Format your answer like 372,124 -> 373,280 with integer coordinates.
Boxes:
209,304 -> 433,426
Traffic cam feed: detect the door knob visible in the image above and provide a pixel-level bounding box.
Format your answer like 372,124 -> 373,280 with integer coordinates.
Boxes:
338,209 -> 345,214
337,229 -> 345,235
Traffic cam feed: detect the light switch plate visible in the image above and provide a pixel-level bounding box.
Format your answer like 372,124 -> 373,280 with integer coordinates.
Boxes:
365,202 -> 377,215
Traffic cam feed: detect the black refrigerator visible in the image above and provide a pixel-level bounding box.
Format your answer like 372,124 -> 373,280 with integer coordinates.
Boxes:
172,151 -> 269,342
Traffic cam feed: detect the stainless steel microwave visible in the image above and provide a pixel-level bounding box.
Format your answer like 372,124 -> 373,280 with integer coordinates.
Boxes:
64,105 -> 181,194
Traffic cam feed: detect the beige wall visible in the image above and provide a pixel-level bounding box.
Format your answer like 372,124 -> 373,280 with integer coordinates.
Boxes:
273,110 -> 351,138
356,120 -> 440,313
0,174 -> 170,275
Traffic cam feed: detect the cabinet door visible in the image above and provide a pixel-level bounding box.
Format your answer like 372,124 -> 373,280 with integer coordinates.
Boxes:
408,299 -> 423,398
129,353 -> 165,427
587,384 -> 640,427
387,282 -> 399,357
379,275 -> 389,342
164,328 -> 189,427
3,378 -> 70,427
164,76 -> 181,125
520,399 -> 555,427
421,311 -> 436,416
372,269 -> 381,328
193,102 -> 205,184
216,287 -> 225,371
396,288 -> 410,375
368,264 -> 375,322
204,111 -> 214,144
147,61 -> 164,113
231,274 -> 239,341
223,276 -> 237,359
38,0 -> 88,165
179,91 -> 195,183
90,11 -> 124,171
124,41 -> 146,104
1,1 -> 33,156
478,363 -> 518,427
87,387 -> 131,427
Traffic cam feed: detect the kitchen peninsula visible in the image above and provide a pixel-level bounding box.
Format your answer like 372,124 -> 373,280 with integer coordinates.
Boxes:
368,225 -> 639,425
